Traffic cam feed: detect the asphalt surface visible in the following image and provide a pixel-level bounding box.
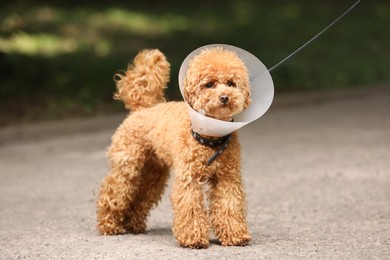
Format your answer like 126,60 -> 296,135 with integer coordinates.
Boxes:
1,87 -> 389,259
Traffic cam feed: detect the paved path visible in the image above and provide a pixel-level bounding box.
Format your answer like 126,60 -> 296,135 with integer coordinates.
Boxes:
1,87 -> 389,259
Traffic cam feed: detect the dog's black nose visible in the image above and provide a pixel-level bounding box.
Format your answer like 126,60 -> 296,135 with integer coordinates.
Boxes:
219,95 -> 229,104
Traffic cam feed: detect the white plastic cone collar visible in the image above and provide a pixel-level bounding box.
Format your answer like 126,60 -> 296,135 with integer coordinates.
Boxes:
179,44 -> 274,137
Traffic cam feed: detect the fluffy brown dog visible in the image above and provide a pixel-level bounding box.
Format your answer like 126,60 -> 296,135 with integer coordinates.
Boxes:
96,47 -> 252,249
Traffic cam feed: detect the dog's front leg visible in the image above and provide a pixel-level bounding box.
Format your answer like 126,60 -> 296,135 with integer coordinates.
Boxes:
208,167 -> 251,246
171,173 -> 210,249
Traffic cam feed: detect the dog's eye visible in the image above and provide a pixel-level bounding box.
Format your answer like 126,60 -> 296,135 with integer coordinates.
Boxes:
204,81 -> 214,88
227,80 -> 236,87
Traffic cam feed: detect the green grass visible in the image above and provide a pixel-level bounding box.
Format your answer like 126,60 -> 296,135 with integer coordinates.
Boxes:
0,0 -> 389,125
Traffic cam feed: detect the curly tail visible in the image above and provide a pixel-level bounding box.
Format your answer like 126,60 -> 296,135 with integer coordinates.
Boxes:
114,49 -> 170,111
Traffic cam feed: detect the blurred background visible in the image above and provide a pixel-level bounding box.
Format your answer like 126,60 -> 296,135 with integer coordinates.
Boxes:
0,0 -> 389,126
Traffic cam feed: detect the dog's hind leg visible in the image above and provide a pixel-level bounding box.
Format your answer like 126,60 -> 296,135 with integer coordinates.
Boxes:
123,153 -> 170,234
96,135 -> 148,235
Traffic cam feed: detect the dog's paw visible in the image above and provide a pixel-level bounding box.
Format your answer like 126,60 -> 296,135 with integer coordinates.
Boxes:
124,216 -> 147,234
214,222 -> 251,247
220,233 -> 251,247
174,225 -> 210,249
98,224 -> 127,236
177,236 -> 210,249
125,223 -> 147,234
173,214 -> 210,249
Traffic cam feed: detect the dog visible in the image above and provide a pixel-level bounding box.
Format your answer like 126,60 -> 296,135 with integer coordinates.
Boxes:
96,47 -> 252,249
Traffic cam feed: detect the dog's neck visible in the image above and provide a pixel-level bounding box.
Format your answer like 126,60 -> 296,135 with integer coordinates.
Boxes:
192,130 -> 229,144
191,130 -> 232,166
193,115 -> 234,141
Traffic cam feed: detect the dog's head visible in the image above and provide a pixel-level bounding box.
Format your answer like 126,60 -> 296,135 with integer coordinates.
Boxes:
183,48 -> 251,121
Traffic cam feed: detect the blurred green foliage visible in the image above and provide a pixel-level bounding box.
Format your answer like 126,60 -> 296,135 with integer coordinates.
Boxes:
0,0 -> 389,125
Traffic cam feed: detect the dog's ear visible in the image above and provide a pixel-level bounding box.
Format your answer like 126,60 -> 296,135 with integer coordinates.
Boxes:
244,93 -> 252,110
183,69 -> 203,108
237,75 -> 252,110
183,78 -> 194,107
